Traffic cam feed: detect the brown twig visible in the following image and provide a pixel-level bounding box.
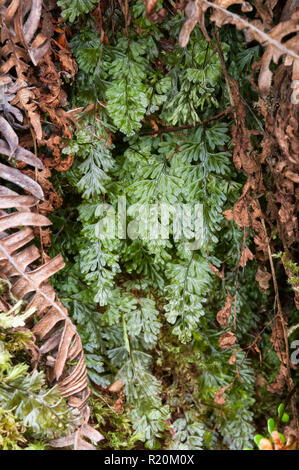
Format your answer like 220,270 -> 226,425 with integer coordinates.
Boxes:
139,107 -> 233,136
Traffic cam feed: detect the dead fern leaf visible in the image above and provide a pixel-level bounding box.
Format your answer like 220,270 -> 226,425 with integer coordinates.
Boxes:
219,331 -> 236,349
0,0 -> 97,450
216,292 -> 232,326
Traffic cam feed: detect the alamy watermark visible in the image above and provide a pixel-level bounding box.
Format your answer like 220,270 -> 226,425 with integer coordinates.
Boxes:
0,83 -> 4,107
291,340 -> 299,365
96,197 -> 204,250
291,80 -> 299,105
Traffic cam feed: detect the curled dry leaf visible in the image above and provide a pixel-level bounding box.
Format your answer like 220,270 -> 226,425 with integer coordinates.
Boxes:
232,196 -> 250,228
253,343 -> 263,364
0,138 -> 43,169
208,261 -> 225,279
179,1 -> 200,47
144,0 -> 166,23
255,373 -> 266,388
0,214 -> 91,410
0,162 -> 44,200
50,423 -> 104,450
267,364 -> 287,395
214,389 -> 226,405
214,383 -> 233,405
223,209 -> 234,221
239,245 -> 254,267
272,430 -> 284,450
109,379 -> 124,393
0,0 -> 50,78
219,331 -> 236,349
112,394 -> 125,414
228,354 -> 236,364
259,438 -> 273,450
256,11 -> 299,97
0,114 -> 19,155
216,292 -> 232,326
0,0 -> 78,169
255,265 -> 272,292
23,167 -> 63,216
284,425 -> 299,449
14,87 -> 43,141
145,0 -> 159,14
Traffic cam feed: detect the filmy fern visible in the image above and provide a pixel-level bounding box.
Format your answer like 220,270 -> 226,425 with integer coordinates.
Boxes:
48,0 -> 277,450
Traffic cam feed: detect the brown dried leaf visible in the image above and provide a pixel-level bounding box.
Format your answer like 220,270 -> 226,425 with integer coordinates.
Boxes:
223,209 -> 234,221
233,197 -> 250,228
216,292 -> 232,326
229,354 -> 236,364
58,50 -> 78,79
0,212 -> 50,233
54,322 -> 76,380
15,88 -> 43,141
219,331 -> 236,349
50,424 -> 103,450
109,379 -> 124,393
259,438 -> 273,450
255,265 -> 272,292
272,430 -> 284,450
81,423 -> 104,443
284,425 -> 299,449
214,383 -> 233,405
112,394 -> 125,414
0,163 -> 44,199
145,0 -> 159,14
0,195 -> 38,209
0,115 -> 19,155
179,1 -> 200,47
209,262 -> 225,279
239,245 -> 254,267
267,364 -> 287,395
